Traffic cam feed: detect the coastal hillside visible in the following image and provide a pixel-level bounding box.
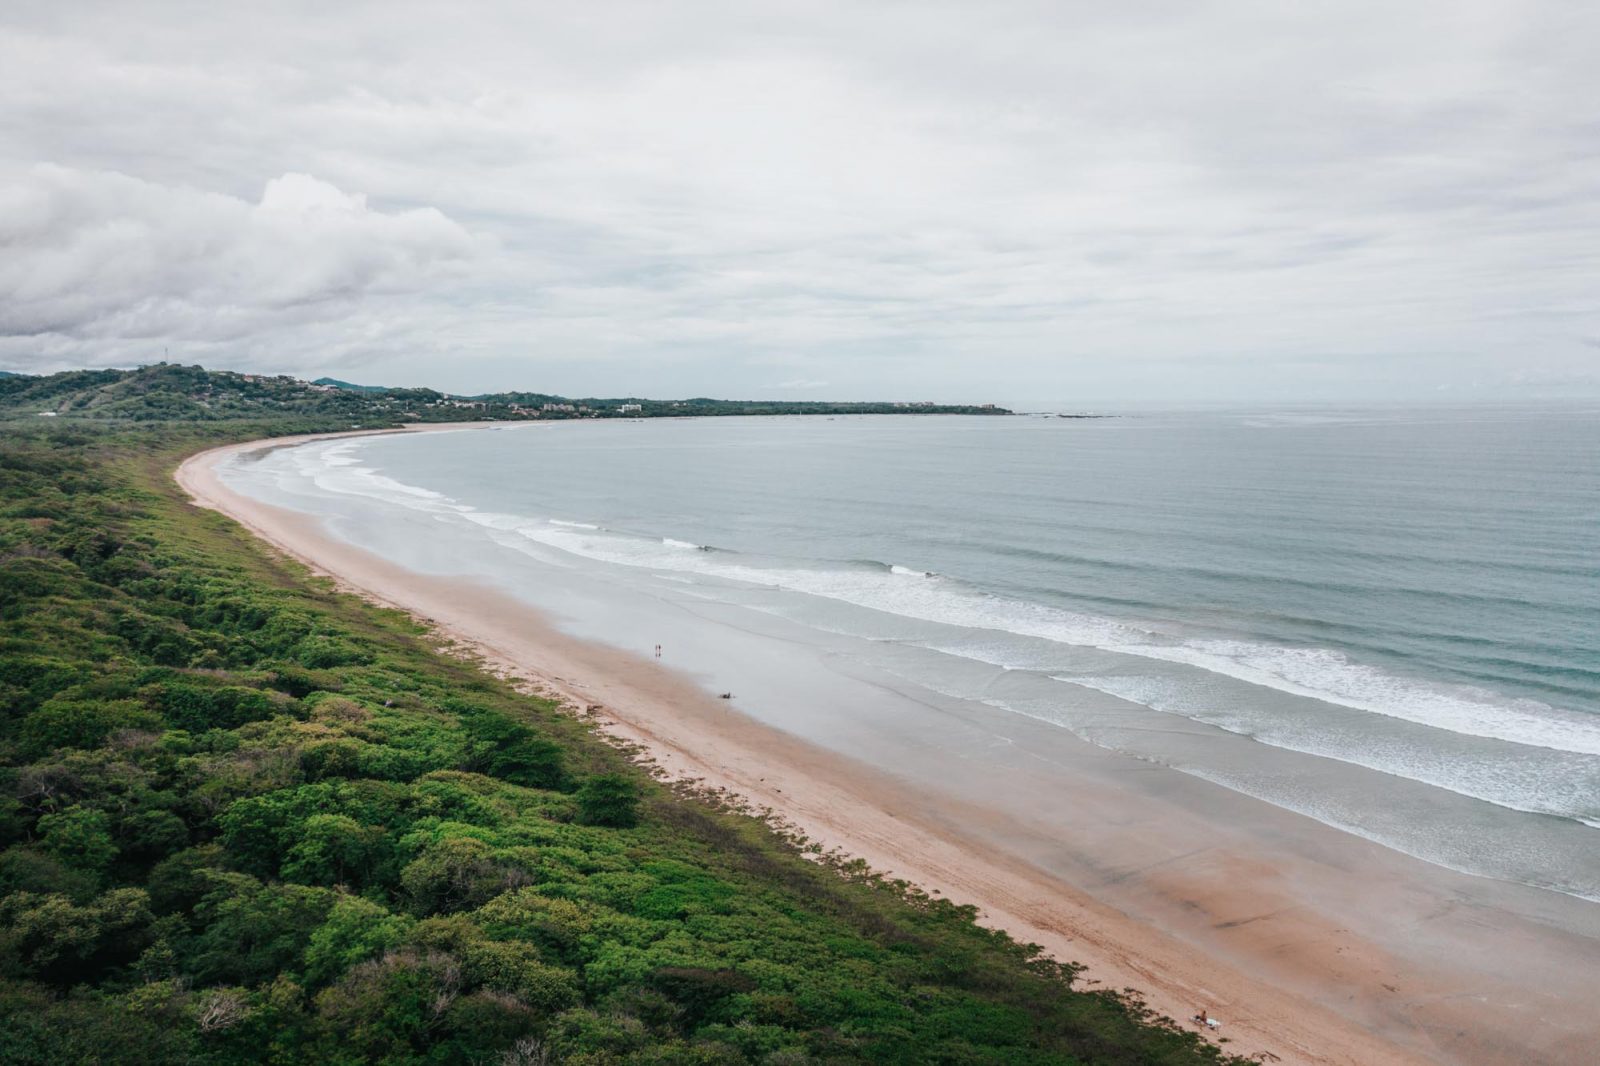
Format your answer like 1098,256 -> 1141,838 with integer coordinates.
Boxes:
0,365 -> 1010,424
0,418 -> 1233,1064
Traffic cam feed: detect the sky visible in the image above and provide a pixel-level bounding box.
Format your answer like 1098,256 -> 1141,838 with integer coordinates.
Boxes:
1,1 -> 1596,405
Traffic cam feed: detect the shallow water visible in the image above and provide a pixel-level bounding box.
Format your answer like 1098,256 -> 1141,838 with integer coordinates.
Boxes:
223,406 -> 1600,900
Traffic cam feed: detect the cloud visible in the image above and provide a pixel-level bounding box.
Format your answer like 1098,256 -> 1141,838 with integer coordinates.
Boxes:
0,165 -> 473,352
774,379 -> 831,390
0,2 -> 1596,400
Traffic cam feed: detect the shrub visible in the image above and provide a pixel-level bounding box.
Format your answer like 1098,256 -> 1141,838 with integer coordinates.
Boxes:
189,873 -> 336,985
400,837 -> 511,914
144,683 -> 279,732
145,845 -> 224,915
303,896 -> 414,987
576,773 -> 640,828
459,708 -> 568,791
0,887 -> 154,980
115,809 -> 190,865
311,950 -> 458,1061
37,807 -> 117,875
462,939 -> 580,1015
280,814 -> 392,889
0,846 -> 98,900
20,698 -> 164,758
294,636 -> 369,669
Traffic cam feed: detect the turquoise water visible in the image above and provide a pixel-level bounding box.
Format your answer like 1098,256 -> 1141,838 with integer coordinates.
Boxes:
228,406 -> 1600,897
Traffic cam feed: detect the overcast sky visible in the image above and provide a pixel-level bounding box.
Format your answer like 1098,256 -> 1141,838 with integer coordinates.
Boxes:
1,1 -> 1596,404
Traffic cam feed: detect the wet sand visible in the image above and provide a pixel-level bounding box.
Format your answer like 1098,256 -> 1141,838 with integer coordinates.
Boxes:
176,428 -> 1600,1066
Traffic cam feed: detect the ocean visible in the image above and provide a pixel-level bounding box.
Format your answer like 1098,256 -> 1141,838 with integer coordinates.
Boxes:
223,406 -> 1600,900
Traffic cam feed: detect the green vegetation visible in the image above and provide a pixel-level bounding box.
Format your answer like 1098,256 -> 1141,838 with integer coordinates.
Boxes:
0,416 -> 1234,1065
0,365 -> 1009,424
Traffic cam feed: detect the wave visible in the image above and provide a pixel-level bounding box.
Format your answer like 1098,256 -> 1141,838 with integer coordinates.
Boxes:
1170,762 -> 1600,903
274,436 -> 1600,761
857,655 -> 1600,896
522,525 -> 1600,757
991,540 -> 1586,613
1102,641 -> 1600,757
1056,673 -> 1600,824
511,522 -> 1149,644
284,441 -> 468,513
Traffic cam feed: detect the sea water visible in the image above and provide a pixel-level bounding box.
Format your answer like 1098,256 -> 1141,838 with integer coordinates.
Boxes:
223,406 -> 1600,899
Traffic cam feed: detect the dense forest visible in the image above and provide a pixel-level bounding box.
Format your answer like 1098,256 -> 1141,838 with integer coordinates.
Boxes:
0,365 -> 1009,424
0,408 -> 1238,1064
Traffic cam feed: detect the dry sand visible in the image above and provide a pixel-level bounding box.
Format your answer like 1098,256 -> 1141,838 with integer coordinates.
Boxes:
176,428 -> 1599,1066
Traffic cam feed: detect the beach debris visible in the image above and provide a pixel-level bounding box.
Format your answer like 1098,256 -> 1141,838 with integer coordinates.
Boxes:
719,692 -> 733,699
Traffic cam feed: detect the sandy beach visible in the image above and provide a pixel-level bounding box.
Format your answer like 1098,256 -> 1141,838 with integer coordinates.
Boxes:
177,427 -> 1600,1066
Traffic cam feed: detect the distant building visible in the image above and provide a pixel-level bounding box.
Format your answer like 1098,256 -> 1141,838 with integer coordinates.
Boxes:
618,403 -> 643,414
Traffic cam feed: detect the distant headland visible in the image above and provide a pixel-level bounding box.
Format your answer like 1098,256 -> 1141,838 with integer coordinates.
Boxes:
0,363 -> 1012,423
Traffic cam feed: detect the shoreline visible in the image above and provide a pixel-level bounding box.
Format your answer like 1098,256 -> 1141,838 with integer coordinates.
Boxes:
176,426 -> 1595,1066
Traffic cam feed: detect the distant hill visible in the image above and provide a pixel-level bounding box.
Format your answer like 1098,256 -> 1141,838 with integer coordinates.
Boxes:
0,364 -> 1011,424
313,376 -> 389,393
0,370 -> 22,378
0,365 -> 436,425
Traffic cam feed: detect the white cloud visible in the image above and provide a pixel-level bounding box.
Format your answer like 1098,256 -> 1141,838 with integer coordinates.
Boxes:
0,165 -> 473,354
0,1 -> 1596,401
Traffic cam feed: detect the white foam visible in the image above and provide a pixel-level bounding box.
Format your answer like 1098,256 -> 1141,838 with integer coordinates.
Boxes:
1171,764 -> 1600,903
461,511 -> 540,532
510,523 -> 1145,646
1058,673 -> 1600,824
1103,640 -> 1600,757
287,440 -> 468,513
